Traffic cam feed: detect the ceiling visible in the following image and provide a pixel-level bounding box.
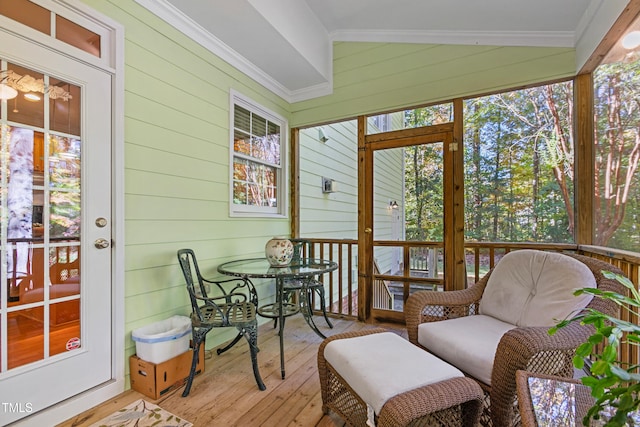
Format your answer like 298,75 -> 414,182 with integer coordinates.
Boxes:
136,0 -> 609,102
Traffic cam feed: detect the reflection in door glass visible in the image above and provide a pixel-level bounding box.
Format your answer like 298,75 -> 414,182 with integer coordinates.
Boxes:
50,78 -> 81,135
1,60 -> 82,372
7,63 -> 45,128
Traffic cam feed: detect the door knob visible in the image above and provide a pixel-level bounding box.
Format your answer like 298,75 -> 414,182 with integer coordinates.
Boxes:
94,238 -> 110,249
364,228 -> 372,233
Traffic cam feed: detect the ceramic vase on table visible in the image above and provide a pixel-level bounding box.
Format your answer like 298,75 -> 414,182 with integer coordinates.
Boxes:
265,237 -> 294,267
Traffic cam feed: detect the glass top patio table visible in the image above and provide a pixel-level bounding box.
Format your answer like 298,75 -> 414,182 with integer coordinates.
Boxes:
217,257 -> 337,279
217,257 -> 338,379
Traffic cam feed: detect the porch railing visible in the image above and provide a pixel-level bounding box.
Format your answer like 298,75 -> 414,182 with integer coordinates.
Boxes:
304,238 -> 640,374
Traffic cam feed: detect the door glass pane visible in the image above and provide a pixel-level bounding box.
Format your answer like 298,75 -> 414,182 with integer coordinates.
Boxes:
0,0 -> 50,35
56,15 -> 101,58
50,77 -> 81,135
8,308 -> 44,369
1,60 -> 82,372
366,104 -> 453,135
50,300 -> 81,356
7,63 -> 44,128
50,245 -> 80,298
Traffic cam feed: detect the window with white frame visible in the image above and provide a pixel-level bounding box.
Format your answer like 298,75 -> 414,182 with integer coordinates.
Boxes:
230,91 -> 287,216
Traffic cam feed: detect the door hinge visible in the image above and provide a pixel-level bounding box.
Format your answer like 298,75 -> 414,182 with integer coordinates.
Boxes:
449,142 -> 458,151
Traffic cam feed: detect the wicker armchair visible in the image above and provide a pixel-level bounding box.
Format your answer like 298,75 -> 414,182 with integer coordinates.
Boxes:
405,251 -> 625,426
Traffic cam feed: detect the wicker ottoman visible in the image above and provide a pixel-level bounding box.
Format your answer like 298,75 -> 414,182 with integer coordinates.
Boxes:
318,329 -> 483,427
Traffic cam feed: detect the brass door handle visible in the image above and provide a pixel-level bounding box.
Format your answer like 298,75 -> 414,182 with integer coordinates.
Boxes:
94,238 -> 110,249
364,228 -> 372,233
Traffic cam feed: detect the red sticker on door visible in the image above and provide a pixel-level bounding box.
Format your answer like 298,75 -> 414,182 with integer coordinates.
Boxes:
66,337 -> 81,351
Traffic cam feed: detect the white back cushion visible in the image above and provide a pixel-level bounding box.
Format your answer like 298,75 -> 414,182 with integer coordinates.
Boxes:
479,250 -> 595,327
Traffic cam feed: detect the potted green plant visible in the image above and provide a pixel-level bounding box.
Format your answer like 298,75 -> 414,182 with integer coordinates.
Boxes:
549,271 -> 640,426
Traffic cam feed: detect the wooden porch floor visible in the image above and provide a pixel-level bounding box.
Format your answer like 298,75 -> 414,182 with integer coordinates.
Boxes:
57,315 -> 407,427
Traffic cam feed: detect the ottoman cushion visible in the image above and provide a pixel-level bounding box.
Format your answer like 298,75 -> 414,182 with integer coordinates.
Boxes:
324,332 -> 464,415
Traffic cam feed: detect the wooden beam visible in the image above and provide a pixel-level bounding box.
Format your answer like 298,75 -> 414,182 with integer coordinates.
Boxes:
366,132 -> 451,150
365,123 -> 454,143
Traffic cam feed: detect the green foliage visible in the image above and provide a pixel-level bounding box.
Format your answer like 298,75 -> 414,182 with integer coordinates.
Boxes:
462,83 -> 574,243
399,59 -> 640,248
549,271 -> 640,426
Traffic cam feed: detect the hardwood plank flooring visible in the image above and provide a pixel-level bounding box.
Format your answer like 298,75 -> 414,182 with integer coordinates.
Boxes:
57,315 -> 407,427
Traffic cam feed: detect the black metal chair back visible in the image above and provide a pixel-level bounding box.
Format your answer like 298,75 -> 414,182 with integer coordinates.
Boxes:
177,249 -> 265,395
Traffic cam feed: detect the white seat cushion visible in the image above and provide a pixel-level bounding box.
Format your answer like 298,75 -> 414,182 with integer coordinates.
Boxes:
417,315 -> 516,386
479,250 -> 595,327
324,332 -> 463,414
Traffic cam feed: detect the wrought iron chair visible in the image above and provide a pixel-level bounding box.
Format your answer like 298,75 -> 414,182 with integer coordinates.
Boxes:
177,249 -> 265,396
279,239 -> 333,334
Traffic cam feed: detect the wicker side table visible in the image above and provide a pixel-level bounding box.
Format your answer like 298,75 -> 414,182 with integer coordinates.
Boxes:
318,328 -> 484,427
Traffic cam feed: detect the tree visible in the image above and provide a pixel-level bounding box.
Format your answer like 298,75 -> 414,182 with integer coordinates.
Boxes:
594,62 -> 640,248
463,84 -> 573,243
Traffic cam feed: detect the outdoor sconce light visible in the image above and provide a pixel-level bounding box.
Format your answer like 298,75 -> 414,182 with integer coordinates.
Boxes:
389,201 -> 399,209
322,177 -> 337,193
318,128 -> 329,143
622,30 -> 640,49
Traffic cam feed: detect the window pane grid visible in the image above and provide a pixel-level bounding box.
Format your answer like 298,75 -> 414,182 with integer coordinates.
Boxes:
231,94 -> 285,214
233,158 -> 277,207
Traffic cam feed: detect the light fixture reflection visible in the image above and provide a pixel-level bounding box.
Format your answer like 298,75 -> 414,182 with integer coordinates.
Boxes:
0,83 -> 17,100
622,31 -> 640,50
24,93 -> 41,102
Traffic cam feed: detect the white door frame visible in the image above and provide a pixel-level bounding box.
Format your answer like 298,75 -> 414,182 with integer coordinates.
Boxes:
7,1 -> 125,425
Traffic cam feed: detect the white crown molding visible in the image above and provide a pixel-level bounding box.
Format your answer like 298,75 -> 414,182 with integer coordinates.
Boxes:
331,29 -> 576,48
288,81 -> 333,103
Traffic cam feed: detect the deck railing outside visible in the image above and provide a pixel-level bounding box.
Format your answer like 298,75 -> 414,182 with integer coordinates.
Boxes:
304,238 -> 640,374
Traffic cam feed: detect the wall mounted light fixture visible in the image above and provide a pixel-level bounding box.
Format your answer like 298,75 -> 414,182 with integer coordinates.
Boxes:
322,177 -> 337,193
318,128 -> 329,143
623,30 -> 640,49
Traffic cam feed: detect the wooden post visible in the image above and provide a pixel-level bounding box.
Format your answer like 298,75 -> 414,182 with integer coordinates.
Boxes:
357,116 -> 371,321
452,99 -> 466,290
290,127 -> 300,238
574,73 -> 593,245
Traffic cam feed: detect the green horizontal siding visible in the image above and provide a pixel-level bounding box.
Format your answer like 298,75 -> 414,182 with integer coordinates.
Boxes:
292,42 -> 575,127
84,0 -> 293,381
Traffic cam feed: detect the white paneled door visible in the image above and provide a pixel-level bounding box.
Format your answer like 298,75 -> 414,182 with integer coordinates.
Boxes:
0,29 -> 112,425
